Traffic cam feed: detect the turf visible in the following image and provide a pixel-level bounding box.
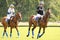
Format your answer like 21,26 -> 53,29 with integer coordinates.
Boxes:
0,27 -> 60,40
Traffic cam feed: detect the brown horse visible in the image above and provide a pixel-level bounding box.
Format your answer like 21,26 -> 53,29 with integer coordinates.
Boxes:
27,8 -> 51,39
1,12 -> 22,37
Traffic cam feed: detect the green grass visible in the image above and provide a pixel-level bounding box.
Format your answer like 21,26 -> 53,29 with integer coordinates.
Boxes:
0,27 -> 60,40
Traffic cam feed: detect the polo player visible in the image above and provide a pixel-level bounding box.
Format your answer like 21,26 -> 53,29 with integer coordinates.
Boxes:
34,1 -> 45,22
6,4 -> 15,24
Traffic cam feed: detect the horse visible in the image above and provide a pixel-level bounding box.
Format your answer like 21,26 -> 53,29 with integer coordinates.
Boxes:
1,12 -> 22,37
27,8 -> 51,39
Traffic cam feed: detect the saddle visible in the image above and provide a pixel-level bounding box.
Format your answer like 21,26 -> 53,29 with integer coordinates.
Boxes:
7,16 -> 15,26
33,16 -> 41,22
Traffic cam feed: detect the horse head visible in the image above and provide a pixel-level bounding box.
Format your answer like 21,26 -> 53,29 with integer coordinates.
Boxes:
44,8 -> 51,20
46,8 -> 51,18
16,12 -> 22,21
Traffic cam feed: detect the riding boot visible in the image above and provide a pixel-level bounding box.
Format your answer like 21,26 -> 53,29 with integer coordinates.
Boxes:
8,19 -> 10,25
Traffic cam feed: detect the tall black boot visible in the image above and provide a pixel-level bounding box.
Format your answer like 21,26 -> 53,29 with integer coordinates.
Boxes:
8,19 -> 10,25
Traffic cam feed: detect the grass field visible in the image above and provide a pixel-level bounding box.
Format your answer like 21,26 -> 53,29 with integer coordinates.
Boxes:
0,27 -> 60,40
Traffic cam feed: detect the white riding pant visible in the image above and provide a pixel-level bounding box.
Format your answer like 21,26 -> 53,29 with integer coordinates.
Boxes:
6,13 -> 15,22
36,14 -> 44,18
33,14 -> 44,19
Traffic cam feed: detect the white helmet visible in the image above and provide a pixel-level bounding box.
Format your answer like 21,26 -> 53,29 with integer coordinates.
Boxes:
40,1 -> 44,5
10,4 -> 14,8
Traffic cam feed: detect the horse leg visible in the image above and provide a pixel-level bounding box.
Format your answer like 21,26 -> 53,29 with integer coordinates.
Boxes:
2,29 -> 5,36
38,27 -> 45,38
3,29 -> 8,37
32,25 -> 36,38
43,27 -> 45,34
27,22 -> 32,37
15,27 -> 20,37
10,27 -> 12,37
37,27 -> 41,39
3,26 -> 8,37
39,27 -> 45,38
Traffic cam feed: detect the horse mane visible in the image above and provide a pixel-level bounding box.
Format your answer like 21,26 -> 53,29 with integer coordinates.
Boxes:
41,9 -> 50,24
12,12 -> 22,22
11,12 -> 19,22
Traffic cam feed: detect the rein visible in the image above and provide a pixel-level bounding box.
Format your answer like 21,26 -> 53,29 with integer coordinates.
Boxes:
11,13 -> 19,24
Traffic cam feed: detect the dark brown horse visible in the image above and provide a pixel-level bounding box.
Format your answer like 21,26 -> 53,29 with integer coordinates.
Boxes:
1,12 -> 22,37
27,8 -> 51,39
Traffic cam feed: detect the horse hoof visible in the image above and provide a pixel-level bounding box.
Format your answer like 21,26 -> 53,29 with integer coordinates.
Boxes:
39,35 -> 41,38
17,34 -> 20,38
10,34 -> 12,38
37,34 -> 41,39
26,35 -> 29,37
37,36 -> 39,39
6,32 -> 8,37
17,32 -> 20,37
10,36 -> 12,38
6,35 -> 8,37
37,34 -> 40,39
2,32 -> 5,37
32,37 -> 34,38
32,36 -> 34,38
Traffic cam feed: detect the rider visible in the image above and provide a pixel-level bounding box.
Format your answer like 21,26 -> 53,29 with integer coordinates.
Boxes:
35,1 -> 45,21
6,4 -> 15,23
